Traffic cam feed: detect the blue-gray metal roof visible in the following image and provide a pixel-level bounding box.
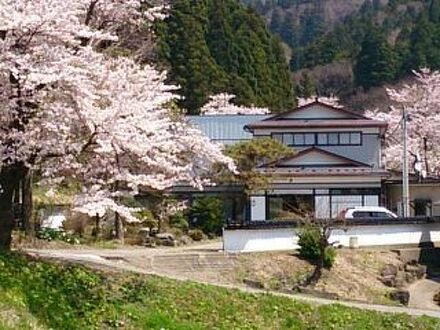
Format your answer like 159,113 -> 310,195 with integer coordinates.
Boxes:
188,115 -> 269,144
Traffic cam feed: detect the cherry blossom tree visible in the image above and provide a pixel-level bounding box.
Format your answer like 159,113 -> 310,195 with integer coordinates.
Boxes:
366,69 -> 440,175
0,0 -> 234,249
200,93 -> 269,115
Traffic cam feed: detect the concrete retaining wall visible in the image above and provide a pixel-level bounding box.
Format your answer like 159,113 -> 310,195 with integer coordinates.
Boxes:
223,223 -> 440,252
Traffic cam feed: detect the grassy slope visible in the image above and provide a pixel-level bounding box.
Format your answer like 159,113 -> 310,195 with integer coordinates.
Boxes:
0,253 -> 439,330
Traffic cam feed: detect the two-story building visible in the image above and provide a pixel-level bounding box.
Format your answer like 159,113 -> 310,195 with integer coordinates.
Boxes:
244,100 -> 389,221
189,99 -> 440,222
188,100 -> 440,252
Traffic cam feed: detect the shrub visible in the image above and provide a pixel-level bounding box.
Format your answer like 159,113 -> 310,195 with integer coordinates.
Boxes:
323,246 -> 336,268
298,226 -> 320,260
169,212 -> 189,232
188,229 -> 204,241
189,197 -> 224,237
37,228 -> 79,245
297,226 -> 336,268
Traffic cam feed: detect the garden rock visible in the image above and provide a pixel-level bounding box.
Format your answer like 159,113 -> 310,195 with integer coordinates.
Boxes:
243,278 -> 264,289
179,235 -> 192,245
381,264 -> 398,277
389,289 -> 410,306
381,275 -> 396,287
405,264 -> 426,279
155,233 -> 176,246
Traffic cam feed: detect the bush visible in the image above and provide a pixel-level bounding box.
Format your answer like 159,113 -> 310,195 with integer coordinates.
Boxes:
37,228 -> 79,245
323,246 -> 336,268
189,197 -> 224,237
169,211 -> 189,232
297,226 -> 336,268
188,229 -> 204,241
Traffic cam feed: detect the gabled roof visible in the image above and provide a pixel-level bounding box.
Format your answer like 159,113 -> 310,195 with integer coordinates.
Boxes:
245,119 -> 388,130
264,100 -> 367,121
245,101 -> 387,132
260,147 -> 372,168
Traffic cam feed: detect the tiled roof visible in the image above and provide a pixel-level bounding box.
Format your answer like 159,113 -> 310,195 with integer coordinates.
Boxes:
246,119 -> 388,130
188,115 -> 269,144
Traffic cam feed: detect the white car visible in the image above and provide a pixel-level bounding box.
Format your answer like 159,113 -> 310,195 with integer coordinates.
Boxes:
341,206 -> 398,219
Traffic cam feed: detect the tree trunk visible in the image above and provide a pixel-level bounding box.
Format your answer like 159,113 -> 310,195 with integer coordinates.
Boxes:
115,212 -> 124,244
306,227 -> 329,286
22,168 -> 33,237
93,213 -> 101,240
0,166 -> 20,250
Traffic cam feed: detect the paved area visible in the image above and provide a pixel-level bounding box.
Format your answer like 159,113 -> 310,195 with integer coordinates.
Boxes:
408,278 -> 440,311
25,243 -> 440,319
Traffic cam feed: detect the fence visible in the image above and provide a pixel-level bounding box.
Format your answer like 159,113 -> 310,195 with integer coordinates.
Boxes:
223,217 -> 440,252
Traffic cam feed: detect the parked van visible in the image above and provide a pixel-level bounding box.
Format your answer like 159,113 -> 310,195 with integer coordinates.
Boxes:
341,206 -> 398,219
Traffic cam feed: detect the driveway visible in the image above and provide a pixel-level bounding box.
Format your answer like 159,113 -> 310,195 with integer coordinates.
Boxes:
24,242 -> 440,319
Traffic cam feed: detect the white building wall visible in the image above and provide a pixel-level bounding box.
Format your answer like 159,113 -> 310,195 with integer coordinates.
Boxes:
250,196 -> 266,221
223,223 -> 440,252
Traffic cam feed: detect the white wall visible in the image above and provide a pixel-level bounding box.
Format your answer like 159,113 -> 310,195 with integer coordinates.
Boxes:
283,104 -> 349,119
250,196 -> 266,221
223,223 -> 440,252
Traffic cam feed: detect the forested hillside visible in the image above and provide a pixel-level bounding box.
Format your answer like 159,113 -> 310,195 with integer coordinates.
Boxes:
157,0 -> 294,114
242,0 -> 440,109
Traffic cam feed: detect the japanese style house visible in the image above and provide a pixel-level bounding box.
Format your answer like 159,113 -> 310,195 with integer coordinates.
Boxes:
188,100 -> 440,222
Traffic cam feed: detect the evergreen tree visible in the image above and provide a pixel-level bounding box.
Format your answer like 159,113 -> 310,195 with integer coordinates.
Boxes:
354,28 -> 396,88
281,11 -> 298,48
429,0 -> 440,23
158,0 -> 294,114
296,72 -> 316,98
408,15 -> 440,70
158,1 -> 228,112
270,8 -> 284,35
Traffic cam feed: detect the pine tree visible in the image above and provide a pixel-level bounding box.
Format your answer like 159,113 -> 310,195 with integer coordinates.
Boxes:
159,0 -> 294,113
296,72 -> 316,98
408,15 -> 440,70
354,28 -> 396,88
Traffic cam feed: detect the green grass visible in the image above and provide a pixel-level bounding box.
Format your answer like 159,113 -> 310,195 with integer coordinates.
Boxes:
0,253 -> 439,329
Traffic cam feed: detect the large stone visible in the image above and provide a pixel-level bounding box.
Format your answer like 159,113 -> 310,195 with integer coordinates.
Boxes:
405,263 -> 427,279
389,290 -> 410,306
179,235 -> 192,246
381,264 -> 398,277
405,272 -> 416,284
395,272 -> 406,289
155,233 -> 176,246
243,278 -> 264,289
381,275 -> 396,287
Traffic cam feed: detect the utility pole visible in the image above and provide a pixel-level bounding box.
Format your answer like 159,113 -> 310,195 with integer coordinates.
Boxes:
402,108 -> 410,217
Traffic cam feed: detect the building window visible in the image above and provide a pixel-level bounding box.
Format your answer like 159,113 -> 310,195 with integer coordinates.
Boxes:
328,133 -> 339,145
350,132 -> 361,144
340,133 -> 350,144
304,133 -> 315,145
283,133 -> 293,145
272,132 -> 362,147
268,195 -> 314,220
317,133 -> 328,145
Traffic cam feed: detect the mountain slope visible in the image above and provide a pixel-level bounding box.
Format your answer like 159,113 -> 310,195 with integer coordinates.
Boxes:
243,0 -> 440,110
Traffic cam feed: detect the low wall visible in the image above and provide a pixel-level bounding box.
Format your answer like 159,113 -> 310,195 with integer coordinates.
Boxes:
223,223 -> 440,253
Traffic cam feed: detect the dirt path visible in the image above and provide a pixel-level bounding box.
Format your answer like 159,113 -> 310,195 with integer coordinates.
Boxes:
25,246 -> 440,319
408,278 -> 440,311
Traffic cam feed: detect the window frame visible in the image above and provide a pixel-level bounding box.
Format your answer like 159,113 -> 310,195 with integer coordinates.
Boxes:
271,131 -> 363,147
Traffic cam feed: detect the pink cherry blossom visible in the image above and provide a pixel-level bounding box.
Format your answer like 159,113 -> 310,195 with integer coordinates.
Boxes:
0,0 -> 235,222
